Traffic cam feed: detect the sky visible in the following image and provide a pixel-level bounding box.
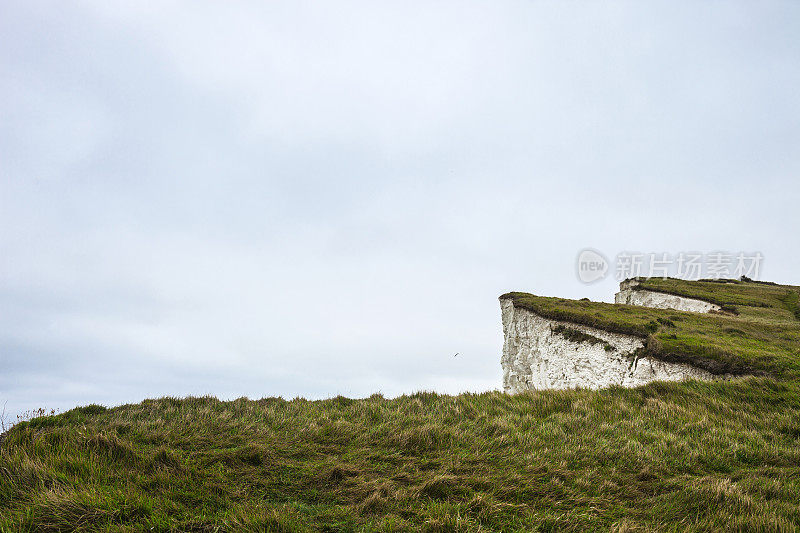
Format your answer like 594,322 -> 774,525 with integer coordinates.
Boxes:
2,1 -> 799,421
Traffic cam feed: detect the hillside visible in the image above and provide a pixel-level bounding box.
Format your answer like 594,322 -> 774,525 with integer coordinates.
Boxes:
2,279 -> 800,531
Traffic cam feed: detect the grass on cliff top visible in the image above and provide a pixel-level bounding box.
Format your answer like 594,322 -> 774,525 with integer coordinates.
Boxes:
501,278 -> 800,378
634,277 -> 800,321
3,379 -> 800,531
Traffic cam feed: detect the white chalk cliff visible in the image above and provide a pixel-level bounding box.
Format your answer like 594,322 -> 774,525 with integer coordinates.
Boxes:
614,279 -> 721,313
500,297 -> 716,393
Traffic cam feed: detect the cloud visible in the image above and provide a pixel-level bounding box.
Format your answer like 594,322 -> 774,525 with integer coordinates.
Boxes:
1,1 -> 799,419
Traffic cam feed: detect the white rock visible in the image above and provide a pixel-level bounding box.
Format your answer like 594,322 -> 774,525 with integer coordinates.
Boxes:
500,299 -> 715,392
614,280 -> 721,313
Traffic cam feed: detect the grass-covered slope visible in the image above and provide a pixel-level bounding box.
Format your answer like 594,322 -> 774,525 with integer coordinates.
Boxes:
501,278 -> 800,378
3,279 -> 800,531
3,381 -> 800,531
635,277 -> 800,320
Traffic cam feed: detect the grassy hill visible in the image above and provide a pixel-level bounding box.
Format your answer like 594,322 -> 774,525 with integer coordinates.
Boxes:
2,279 -> 800,531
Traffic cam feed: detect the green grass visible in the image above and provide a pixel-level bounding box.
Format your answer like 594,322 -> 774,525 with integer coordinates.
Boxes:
2,381 -> 800,531
2,279 -> 800,531
635,277 -> 800,319
550,325 -> 614,352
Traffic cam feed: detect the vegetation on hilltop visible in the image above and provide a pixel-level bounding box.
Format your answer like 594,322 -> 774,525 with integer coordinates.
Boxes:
633,277 -> 800,320
2,380 -> 800,531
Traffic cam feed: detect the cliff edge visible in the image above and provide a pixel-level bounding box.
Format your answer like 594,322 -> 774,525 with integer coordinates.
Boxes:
500,278 -> 800,391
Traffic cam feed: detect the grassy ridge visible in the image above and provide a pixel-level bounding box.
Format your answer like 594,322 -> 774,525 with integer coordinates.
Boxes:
501,279 -> 800,378
3,278 -> 800,530
635,277 -> 800,320
2,380 -> 800,531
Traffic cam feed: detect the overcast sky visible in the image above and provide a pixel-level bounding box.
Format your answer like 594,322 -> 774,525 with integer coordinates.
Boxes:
2,1 -> 799,420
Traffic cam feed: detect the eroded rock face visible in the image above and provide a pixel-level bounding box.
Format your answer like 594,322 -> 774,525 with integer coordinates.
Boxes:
614,280 -> 721,313
500,299 -> 715,392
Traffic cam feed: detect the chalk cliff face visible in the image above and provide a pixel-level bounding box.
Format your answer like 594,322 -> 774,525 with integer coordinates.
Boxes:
614,280 -> 721,313
500,298 -> 715,392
